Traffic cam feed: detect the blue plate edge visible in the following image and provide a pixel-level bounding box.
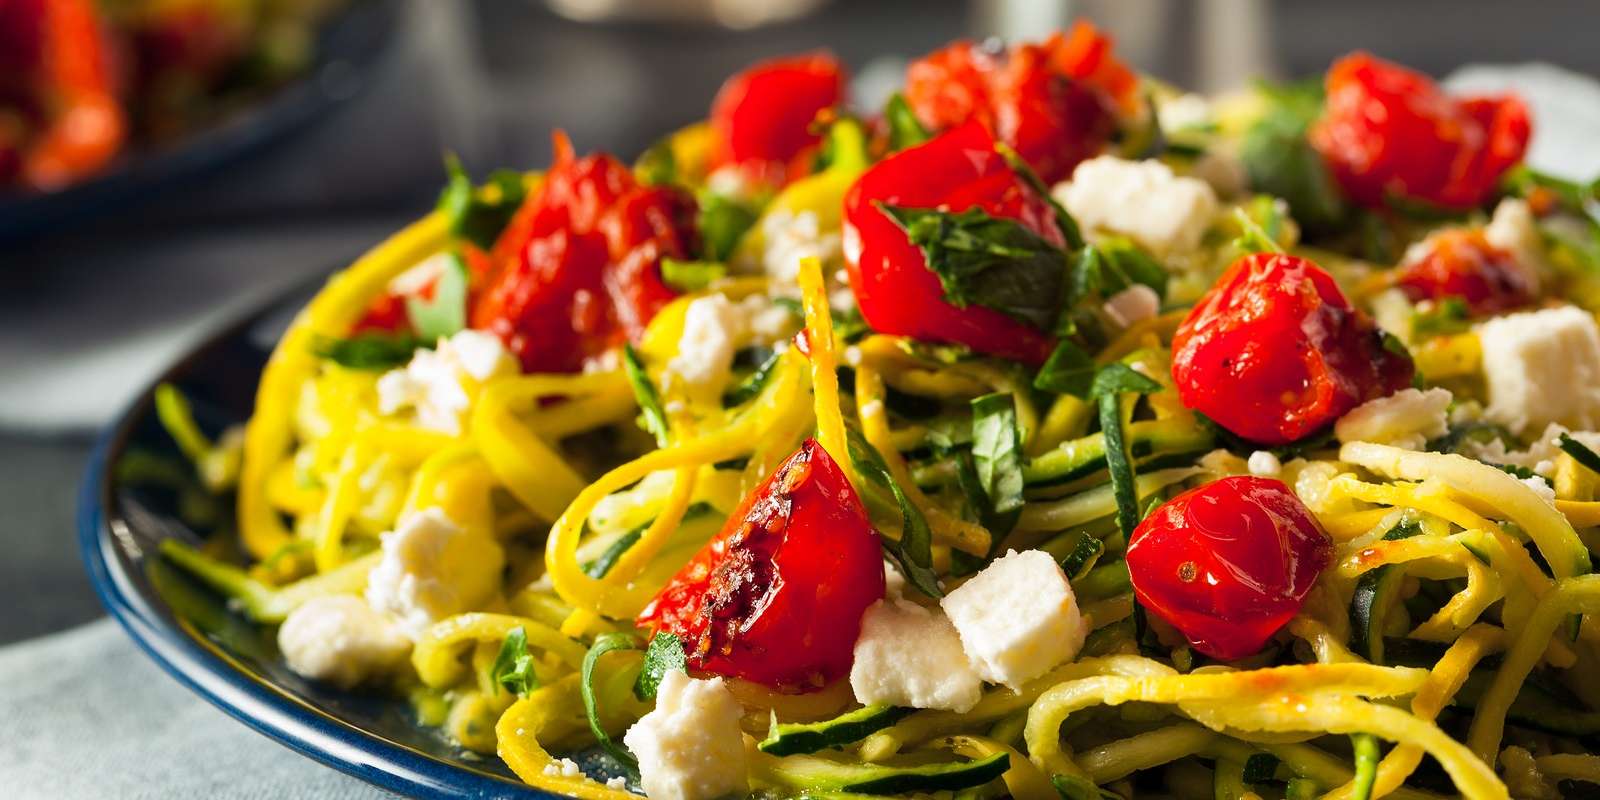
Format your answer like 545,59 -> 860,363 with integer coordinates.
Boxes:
73,310 -> 559,800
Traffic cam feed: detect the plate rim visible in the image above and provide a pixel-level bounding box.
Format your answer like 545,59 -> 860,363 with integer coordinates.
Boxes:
75,286 -> 561,800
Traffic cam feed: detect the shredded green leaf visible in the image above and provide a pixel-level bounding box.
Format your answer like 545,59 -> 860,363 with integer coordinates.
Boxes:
848,429 -> 942,598
1232,206 -> 1286,255
884,93 -> 931,151
633,632 -> 687,701
698,194 -> 759,262
878,202 -> 1070,332
1237,79 -> 1347,233
621,344 -> 670,447
994,141 -> 1085,250
970,393 -> 1026,534
1034,339 -> 1096,397
580,632 -> 641,772
1091,363 -> 1163,537
491,627 -> 539,697
1411,297 -> 1471,339
437,154 -> 526,250
312,333 -> 420,370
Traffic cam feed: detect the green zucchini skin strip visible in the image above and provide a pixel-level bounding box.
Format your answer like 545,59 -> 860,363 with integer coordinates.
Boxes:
758,705 -> 916,756
1023,420 -> 1212,487
763,751 -> 1010,794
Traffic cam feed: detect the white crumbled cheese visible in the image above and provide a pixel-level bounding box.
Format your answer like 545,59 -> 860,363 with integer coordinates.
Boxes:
623,669 -> 748,800
1334,388 -> 1454,450
277,595 -> 409,689
1054,156 -> 1219,258
850,598 -> 983,712
759,208 -> 844,286
940,550 -> 1085,689
1523,476 -> 1558,506
882,559 -> 907,600
1477,306 -> 1600,434
377,329 -> 516,435
1247,450 -> 1283,477
1101,284 -> 1161,328
666,294 -> 746,394
1485,197 -> 1546,279
665,294 -> 796,397
606,776 -> 629,790
542,758 -> 583,778
365,508 -> 506,639
1464,423 -> 1600,478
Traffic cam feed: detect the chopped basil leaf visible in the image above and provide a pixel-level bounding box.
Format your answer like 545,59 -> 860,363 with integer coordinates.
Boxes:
1035,339 -> 1096,397
1411,297 -> 1471,339
580,632 -> 641,772
1091,364 -> 1163,537
698,194 -> 759,262
1070,240 -> 1167,306
405,253 -> 469,342
633,632 -> 687,701
994,142 -> 1085,250
1559,433 -> 1600,476
313,333 -> 420,370
1238,80 -> 1347,233
847,429 -> 942,598
661,258 -> 727,292
878,202 -> 1069,331
970,393 -> 1026,531
884,92 -> 931,152
437,154 -> 526,250
722,349 -> 783,407
634,138 -> 676,187
490,627 -> 539,697
622,344 -> 670,446
583,528 -> 642,579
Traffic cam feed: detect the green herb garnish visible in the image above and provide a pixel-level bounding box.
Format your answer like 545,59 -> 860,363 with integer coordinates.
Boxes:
437,154 -> 526,250
848,430 -> 942,598
313,333 -> 420,370
1091,363 -> 1164,536
621,344 -> 670,446
490,627 -> 538,697
633,632 -> 687,701
580,632 -> 642,771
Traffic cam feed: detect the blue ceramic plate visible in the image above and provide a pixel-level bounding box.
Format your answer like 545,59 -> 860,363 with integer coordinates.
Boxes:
77,281 -> 568,799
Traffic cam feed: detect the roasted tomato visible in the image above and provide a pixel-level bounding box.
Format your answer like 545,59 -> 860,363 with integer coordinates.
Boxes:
1172,253 -> 1414,445
0,0 -> 126,190
1310,52 -> 1531,210
1127,476 -> 1331,660
637,439 -> 886,689
843,120 -> 1066,364
471,132 -> 696,373
904,21 -> 1133,182
710,52 -> 845,184
1393,228 -> 1537,315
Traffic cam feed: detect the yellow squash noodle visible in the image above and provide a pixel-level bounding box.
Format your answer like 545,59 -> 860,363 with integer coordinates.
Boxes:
412,612 -> 586,689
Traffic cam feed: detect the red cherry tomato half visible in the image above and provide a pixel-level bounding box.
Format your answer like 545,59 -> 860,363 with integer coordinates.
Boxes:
710,52 -> 845,179
1127,476 -> 1332,660
1172,253 -> 1414,445
905,21 -> 1131,183
637,439 -> 886,690
471,132 -> 695,373
1394,228 -> 1537,315
1310,52 -> 1531,210
843,120 -> 1065,364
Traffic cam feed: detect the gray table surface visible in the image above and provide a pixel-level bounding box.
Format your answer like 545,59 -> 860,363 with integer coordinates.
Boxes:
4,1 -> 1600,797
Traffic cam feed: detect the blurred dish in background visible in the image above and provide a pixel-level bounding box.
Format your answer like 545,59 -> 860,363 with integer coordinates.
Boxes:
0,0 -> 398,238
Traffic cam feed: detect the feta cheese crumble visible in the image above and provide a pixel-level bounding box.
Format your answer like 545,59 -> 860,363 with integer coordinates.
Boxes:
1247,450 -> 1283,477
542,758 -> 583,778
1101,284 -> 1161,328
365,508 -> 506,639
665,294 -> 796,398
377,329 -> 516,435
1054,156 -> 1219,258
1484,197 -> 1546,280
940,549 -> 1085,688
1476,306 -> 1600,434
277,595 -> 409,689
1522,476 -> 1558,507
623,669 -> 748,800
1334,388 -> 1453,450
850,598 -> 983,712
758,208 -> 843,286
